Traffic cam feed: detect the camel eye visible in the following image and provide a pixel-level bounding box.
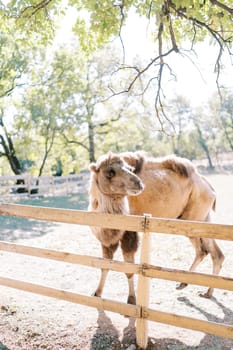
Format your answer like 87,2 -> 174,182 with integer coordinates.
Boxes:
126,165 -> 134,173
106,167 -> 115,179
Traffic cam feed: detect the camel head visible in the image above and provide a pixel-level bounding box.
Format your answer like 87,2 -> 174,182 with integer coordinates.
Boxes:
90,152 -> 144,197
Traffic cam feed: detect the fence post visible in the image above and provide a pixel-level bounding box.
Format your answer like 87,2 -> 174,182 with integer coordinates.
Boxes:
26,174 -> 31,194
65,176 -> 69,195
136,214 -> 151,349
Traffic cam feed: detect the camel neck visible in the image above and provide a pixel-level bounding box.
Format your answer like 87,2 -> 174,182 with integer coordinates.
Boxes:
99,192 -> 129,215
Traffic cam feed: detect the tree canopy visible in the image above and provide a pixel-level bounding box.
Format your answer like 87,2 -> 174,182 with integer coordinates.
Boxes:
0,1 -> 232,176
1,0 -> 232,126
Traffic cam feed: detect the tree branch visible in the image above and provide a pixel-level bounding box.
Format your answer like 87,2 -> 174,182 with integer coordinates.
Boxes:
167,0 -> 232,99
18,0 -> 53,18
106,48 -> 175,99
116,0 -> 126,63
163,0 -> 179,53
209,0 -> 233,15
62,133 -> 89,152
0,72 -> 25,98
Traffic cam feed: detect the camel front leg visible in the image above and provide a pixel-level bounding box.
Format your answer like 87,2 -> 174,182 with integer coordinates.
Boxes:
94,243 -> 118,297
121,231 -> 138,305
94,269 -> 109,297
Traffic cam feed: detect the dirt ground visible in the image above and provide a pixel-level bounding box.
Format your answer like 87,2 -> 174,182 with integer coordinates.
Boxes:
0,174 -> 232,350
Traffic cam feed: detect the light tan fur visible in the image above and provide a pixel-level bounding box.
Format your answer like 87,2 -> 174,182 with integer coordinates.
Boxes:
89,151 -> 224,301
88,152 -> 144,304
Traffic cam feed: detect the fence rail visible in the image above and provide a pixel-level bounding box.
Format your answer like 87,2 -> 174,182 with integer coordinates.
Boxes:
0,203 -> 232,240
0,203 -> 232,348
0,173 -> 89,197
0,276 -> 140,319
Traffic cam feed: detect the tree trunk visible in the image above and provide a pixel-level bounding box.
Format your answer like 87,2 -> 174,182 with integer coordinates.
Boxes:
196,125 -> 214,170
88,121 -> 96,163
221,116 -> 233,151
0,126 -> 27,192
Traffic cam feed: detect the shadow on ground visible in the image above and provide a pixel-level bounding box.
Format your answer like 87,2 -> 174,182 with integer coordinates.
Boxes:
0,216 -> 56,241
0,193 -> 88,241
90,296 -> 233,350
176,296 -> 233,350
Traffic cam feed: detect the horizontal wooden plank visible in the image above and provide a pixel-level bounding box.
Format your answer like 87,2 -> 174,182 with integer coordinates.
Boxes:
0,274 -> 232,340
0,241 -> 232,291
1,204 -> 233,241
144,307 -> 233,339
148,216 -> 233,241
142,264 -> 233,291
0,276 -> 140,318
0,185 -> 27,189
0,175 -> 28,180
0,175 -> 82,180
0,175 -> 86,198
0,204 -> 144,232
0,241 -> 139,274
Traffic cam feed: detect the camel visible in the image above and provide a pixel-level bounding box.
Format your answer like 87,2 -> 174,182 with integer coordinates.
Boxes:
88,151 -> 224,304
88,153 -> 144,305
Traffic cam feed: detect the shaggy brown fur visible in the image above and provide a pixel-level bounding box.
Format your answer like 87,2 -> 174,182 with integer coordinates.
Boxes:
88,152 -> 143,304
89,151 -> 224,303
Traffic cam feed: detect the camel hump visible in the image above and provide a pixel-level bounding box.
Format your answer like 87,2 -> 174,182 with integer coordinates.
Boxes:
121,151 -> 145,174
121,152 -> 194,177
160,156 -> 195,177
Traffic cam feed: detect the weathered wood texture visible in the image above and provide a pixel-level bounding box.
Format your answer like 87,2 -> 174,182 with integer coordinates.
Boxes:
136,215 -> 151,348
0,276 -> 140,318
144,307 -> 233,339
0,241 -> 232,291
0,204 -> 232,240
0,204 -> 232,348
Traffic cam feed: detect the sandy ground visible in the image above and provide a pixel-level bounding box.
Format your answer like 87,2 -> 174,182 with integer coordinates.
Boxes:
0,174 -> 232,350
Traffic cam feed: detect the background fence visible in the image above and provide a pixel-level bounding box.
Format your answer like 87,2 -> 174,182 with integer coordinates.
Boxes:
0,203 -> 232,348
0,173 -> 89,198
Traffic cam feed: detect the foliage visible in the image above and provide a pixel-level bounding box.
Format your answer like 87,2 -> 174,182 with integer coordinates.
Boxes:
0,9 -> 232,175
0,0 -> 63,44
70,0 -> 233,122
1,1 -> 232,120
1,0 -> 232,59
209,91 -> 233,152
0,32 -> 29,98
73,0 -> 233,50
7,43 -> 155,173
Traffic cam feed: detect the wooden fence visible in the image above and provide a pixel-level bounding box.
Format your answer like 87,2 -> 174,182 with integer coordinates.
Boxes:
0,173 -> 89,198
0,203 -> 232,348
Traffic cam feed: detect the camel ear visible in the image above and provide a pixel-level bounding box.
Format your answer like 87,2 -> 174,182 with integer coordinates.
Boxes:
106,151 -> 113,160
134,152 -> 145,173
89,163 -> 98,173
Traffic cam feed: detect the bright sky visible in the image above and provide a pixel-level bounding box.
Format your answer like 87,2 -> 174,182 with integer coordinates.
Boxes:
120,13 -> 233,106
56,9 -> 233,107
